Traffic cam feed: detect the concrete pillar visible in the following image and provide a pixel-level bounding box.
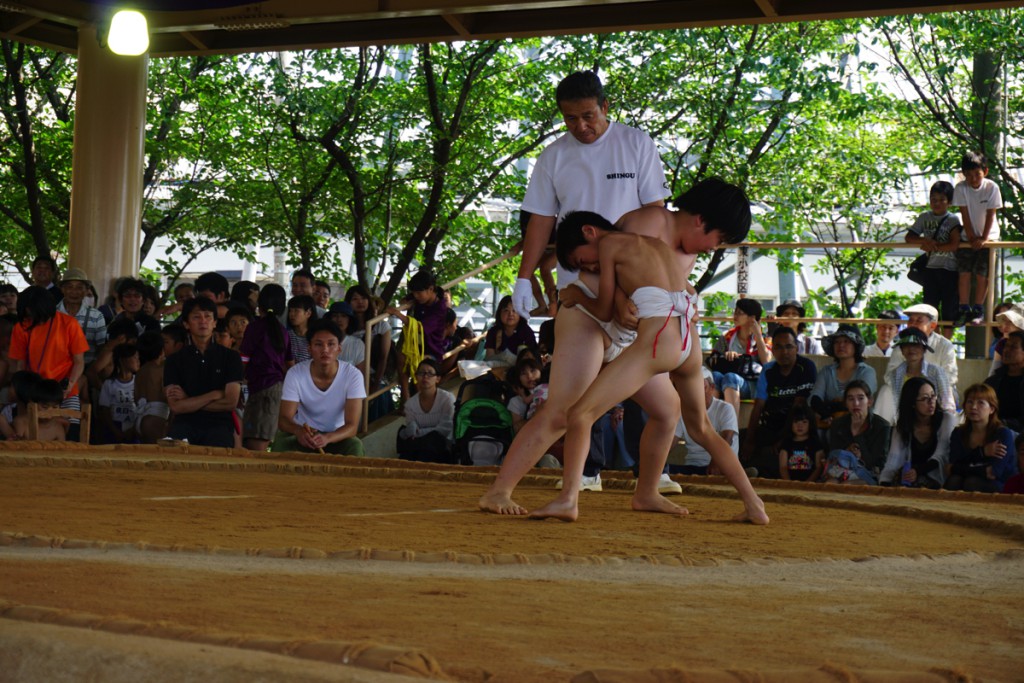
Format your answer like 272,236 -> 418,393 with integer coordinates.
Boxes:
67,25 -> 147,301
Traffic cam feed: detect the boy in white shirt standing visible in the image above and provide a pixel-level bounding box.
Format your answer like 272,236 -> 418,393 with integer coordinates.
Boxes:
953,151 -> 1003,326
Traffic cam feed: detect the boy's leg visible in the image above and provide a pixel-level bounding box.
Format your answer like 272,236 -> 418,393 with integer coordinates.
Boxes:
973,274 -> 989,307
628,373 -> 688,515
479,307 -> 605,515
670,321 -> 768,525
529,325 -> 684,521
957,271 -> 972,324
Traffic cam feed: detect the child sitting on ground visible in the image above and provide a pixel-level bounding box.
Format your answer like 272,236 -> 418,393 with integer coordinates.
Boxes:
778,404 -> 825,482
506,354 -> 543,433
1,370 -> 41,440
11,374 -> 68,441
134,331 -> 171,443
531,190 -> 768,523
97,343 -> 140,443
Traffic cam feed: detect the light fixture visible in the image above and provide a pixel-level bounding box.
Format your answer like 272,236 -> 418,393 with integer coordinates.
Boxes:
107,9 -> 149,56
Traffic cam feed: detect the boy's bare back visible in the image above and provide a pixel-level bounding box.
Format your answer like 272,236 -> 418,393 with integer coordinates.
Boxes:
602,232 -> 692,298
136,361 -> 164,403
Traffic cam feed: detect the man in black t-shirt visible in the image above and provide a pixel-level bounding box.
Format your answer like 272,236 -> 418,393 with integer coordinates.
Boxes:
740,326 -> 817,477
986,330 -> 1024,431
164,297 -> 244,447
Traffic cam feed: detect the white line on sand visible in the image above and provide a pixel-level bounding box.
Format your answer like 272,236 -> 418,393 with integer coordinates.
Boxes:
338,509 -> 465,517
145,495 -> 255,501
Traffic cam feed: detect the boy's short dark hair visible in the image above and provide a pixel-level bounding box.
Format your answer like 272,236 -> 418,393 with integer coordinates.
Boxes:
112,342 -> 138,365
116,278 -> 146,297
961,151 -> 988,172
0,283 -> 18,296
314,279 -> 330,291
555,71 -> 605,106
195,272 -> 229,298
34,378 -> 64,406
31,255 -> 58,272
181,296 -> 218,319
287,294 -> 316,313
555,210 -> 618,272
673,177 -> 752,245
930,181 -> 954,202
291,268 -> 315,284
10,370 -> 41,403
771,326 -> 797,344
407,270 -> 436,293
161,323 -> 188,346
306,318 -> 344,345
106,317 -> 139,341
224,305 -> 254,323
173,282 -> 194,298
137,331 -> 164,364
735,298 -> 763,321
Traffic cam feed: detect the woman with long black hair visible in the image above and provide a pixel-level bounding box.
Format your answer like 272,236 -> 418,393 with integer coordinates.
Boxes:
879,376 -> 955,488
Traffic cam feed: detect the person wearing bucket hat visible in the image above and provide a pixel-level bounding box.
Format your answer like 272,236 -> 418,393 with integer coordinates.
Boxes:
990,304 -> 1024,374
885,303 -> 958,389
864,309 -> 902,358
878,327 -> 956,419
810,324 -> 877,428
774,299 -> 823,355
57,267 -> 108,365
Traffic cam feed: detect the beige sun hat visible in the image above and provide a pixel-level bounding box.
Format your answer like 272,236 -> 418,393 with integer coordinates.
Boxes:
996,304 -> 1024,331
60,267 -> 90,285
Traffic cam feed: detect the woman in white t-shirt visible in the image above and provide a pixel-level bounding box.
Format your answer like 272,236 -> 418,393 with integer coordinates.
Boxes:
272,319 -> 367,455
396,358 -> 456,462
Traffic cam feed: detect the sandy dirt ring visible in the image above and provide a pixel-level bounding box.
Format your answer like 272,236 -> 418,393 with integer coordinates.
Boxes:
1,444 -> 1023,682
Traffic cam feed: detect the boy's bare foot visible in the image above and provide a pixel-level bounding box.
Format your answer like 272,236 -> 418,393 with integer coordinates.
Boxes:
478,491 -> 528,515
733,498 -> 770,525
527,498 -> 578,522
631,492 -> 689,516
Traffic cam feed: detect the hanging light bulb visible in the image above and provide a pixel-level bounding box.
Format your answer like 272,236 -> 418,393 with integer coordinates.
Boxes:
107,10 -> 149,56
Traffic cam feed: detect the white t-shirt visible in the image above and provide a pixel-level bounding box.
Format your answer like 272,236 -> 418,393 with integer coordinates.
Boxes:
99,377 -> 137,431
953,178 -> 1002,241
676,397 -> 739,467
340,336 -> 365,366
521,121 -> 668,287
281,360 -> 367,433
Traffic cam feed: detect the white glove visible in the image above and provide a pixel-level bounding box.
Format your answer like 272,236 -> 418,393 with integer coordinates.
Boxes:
512,278 -> 534,319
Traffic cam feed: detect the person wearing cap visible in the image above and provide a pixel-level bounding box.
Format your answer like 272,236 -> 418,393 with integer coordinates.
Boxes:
875,327 -> 956,423
741,326 -> 818,476
670,366 -> 739,476
984,330 -> 1024,431
328,300 -> 365,370
773,299 -> 823,355
863,309 -> 901,358
989,304 -> 1024,375
884,303 -> 958,390
810,324 -> 877,429
57,267 -> 108,366
708,298 -> 773,418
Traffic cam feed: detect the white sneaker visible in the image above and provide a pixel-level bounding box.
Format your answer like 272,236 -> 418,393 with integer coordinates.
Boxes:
658,473 -> 682,495
555,474 -> 603,492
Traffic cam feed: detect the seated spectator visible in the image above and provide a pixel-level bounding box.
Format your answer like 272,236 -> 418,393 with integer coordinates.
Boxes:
778,404 -> 825,482
879,377 -> 955,488
230,280 -> 260,315
160,323 -> 187,360
396,358 -> 455,462
163,297 -> 244,447
345,284 -> 392,388
89,317 -> 139,388
31,255 -> 62,303
484,295 -> 538,366
290,269 -> 327,318
672,366 -> 739,476
327,301 -> 365,370
708,298 -> 772,418
157,281 -> 194,320
1001,433 -> 1024,495
885,303 -> 958,390
946,384 -> 1017,493
313,280 -> 331,310
824,380 -> 890,485
985,330 -> 1024,431
96,343 -> 139,444
874,327 -> 955,423
863,309 -> 901,357
19,376 -> 69,441
990,304 -> 1024,375
811,325 -> 877,431
0,315 -> 13,402
774,299 -> 822,355
195,272 -> 231,319
439,308 -> 477,377
1,370 -> 43,440
287,295 -> 316,363
272,319 -> 366,455
223,306 -> 253,353
0,283 -> 18,317
57,268 -> 107,366
741,326 -> 817,476
240,284 -> 292,452
113,278 -> 161,334
141,284 -> 161,319
989,302 -> 1014,359
214,317 -> 233,349
134,331 -> 170,443
9,286 -> 88,440
506,354 -> 543,433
